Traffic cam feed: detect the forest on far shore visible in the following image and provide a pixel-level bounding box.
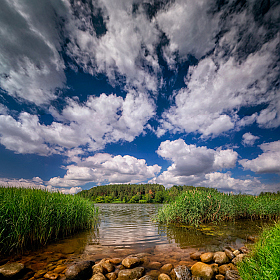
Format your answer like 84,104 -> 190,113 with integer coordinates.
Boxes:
76,184 -> 207,203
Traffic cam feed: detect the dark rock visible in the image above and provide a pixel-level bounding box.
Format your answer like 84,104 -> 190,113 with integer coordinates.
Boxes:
215,275 -> 225,280
0,262 -> 25,278
190,252 -> 202,261
117,267 -> 145,280
239,247 -> 249,254
218,264 -> 236,275
231,254 -> 245,265
43,272 -> 59,279
174,265 -> 192,280
92,264 -> 105,274
106,272 -> 118,280
101,262 -> 114,273
225,270 -> 240,280
65,260 -> 94,280
147,262 -> 162,270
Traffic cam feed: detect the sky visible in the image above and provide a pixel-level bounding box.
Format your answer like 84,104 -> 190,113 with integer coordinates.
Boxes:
0,0 -> 280,195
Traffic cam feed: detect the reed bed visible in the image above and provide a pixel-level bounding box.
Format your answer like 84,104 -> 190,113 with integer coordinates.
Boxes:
0,187 -> 98,254
156,188 -> 280,227
238,221 -> 280,279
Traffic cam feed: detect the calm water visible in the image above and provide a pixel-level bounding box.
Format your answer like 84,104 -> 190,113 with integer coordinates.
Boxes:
1,204 -> 274,272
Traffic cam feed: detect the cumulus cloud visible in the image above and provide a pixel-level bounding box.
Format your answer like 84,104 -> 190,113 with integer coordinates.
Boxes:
242,132 -> 260,146
240,140 -> 280,174
0,177 -> 45,188
0,92 -> 155,155
0,0 -> 68,105
48,153 -> 161,187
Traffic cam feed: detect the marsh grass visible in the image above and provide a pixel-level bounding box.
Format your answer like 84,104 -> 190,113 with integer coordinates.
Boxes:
0,187 -> 98,254
238,221 -> 280,279
156,188 -> 280,227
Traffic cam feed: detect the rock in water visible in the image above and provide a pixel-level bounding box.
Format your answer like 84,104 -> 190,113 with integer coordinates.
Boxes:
117,267 -> 145,280
173,265 -> 192,280
122,257 -> 141,268
191,262 -> 214,280
200,253 -> 214,263
0,262 -> 25,278
65,260 -> 94,280
158,273 -> 171,280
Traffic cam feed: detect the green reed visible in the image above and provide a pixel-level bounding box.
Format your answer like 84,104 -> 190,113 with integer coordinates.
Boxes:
156,188 -> 280,227
238,221 -> 280,279
0,187 -> 98,254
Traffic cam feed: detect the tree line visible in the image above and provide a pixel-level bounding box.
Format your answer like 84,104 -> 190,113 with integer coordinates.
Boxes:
76,183 -> 209,203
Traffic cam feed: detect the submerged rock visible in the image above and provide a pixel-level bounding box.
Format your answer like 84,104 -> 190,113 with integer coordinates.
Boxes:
139,276 -> 153,280
122,257 -> 141,269
190,252 -> 202,261
117,267 -> 145,280
0,262 -> 25,278
65,260 -> 94,280
158,273 -> 171,280
160,264 -> 173,273
200,253 -> 213,263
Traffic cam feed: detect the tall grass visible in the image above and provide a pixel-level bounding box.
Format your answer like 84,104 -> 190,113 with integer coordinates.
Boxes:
0,187 -> 98,254
156,188 -> 280,227
238,221 -> 280,279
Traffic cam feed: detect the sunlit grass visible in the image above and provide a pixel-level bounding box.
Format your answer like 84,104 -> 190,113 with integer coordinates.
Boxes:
238,221 -> 280,279
156,188 -> 280,227
0,186 -> 98,254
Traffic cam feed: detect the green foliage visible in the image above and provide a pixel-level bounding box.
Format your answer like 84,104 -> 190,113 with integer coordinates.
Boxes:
156,188 -> 280,227
0,187 -> 98,254
238,221 -> 280,279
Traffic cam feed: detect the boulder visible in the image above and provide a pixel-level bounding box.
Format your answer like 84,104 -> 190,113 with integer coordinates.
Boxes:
92,264 -> 105,275
225,270 -> 240,280
200,253 -> 213,263
158,273 -> 171,280
90,272 -> 107,280
122,257 -> 141,269
215,275 -> 225,280
218,264 -> 236,275
139,276 -> 154,280
173,265 -> 191,280
0,262 -> 25,278
231,254 -> 245,265
224,250 -> 234,260
210,264 -> 219,274
146,270 -> 161,279
101,262 -> 114,273
110,259 -> 122,265
117,267 -> 145,280
160,264 -> 173,273
191,262 -> 214,280
65,260 -> 94,280
213,252 -> 229,265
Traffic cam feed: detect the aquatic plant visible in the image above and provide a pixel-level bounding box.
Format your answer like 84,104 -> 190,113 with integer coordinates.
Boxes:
0,187 -> 98,254
156,188 -> 280,227
238,221 -> 280,279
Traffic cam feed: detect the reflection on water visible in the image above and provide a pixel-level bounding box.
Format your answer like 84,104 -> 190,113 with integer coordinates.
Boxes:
1,204 -> 275,274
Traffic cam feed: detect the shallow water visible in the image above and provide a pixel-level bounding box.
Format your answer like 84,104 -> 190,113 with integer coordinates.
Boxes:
0,203 -> 274,277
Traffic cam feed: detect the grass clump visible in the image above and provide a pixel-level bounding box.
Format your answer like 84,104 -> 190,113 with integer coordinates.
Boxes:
0,186 -> 98,254
156,188 -> 280,227
238,221 -> 280,279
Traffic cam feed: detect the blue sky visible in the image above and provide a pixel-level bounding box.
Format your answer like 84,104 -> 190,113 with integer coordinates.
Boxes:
0,0 -> 280,194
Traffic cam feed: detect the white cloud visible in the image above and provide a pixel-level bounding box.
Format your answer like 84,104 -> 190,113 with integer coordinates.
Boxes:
156,0 -> 220,60
0,0 -> 68,105
48,153 -> 161,187
242,132 -> 259,146
156,139 -> 238,177
0,177 -> 45,188
158,34 -> 280,137
240,140 -> 280,174
0,92 -> 155,155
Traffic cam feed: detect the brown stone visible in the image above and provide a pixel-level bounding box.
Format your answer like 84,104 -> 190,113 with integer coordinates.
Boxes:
213,252 -> 229,265
102,262 -> 115,273
225,270 -> 240,280
231,254 -> 245,265
219,264 -> 236,275
191,262 -> 214,280
173,265 -> 191,280
232,250 -> 240,257
122,257 -> 141,268
158,273 -> 171,280
211,263 -> 219,274
146,270 -> 161,279
216,275 -> 225,280
0,262 -> 25,278
93,264 -> 105,274
239,247 -> 250,254
177,261 -> 189,267
190,252 -> 202,261
160,264 -> 173,273
106,272 -> 118,280
139,276 -> 153,280
148,262 -> 162,270
53,265 -> 67,274
91,273 -> 107,280
200,252 -> 214,263
110,259 -> 122,265
65,260 -> 94,280
34,270 -> 47,278
117,267 -> 145,280
224,250 -> 235,260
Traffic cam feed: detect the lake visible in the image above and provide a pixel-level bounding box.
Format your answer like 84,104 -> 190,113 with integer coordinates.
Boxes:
1,203 -> 272,277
